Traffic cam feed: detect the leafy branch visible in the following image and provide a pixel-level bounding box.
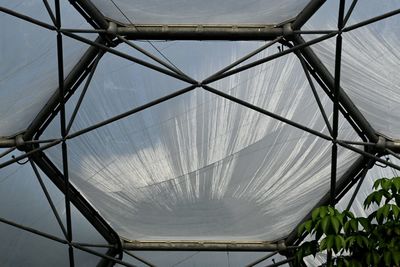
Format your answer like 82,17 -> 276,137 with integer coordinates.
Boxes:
295,177 -> 400,267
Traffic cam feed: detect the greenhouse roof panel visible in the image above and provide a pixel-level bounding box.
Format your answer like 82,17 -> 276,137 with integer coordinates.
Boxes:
90,0 -> 311,25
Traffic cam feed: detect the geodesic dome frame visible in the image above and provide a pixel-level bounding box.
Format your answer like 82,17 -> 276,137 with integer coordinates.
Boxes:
1,0 -> 400,266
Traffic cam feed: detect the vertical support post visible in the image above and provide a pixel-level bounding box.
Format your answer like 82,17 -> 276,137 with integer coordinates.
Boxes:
331,0 -> 346,206
54,1 -> 75,266
328,1 -> 345,265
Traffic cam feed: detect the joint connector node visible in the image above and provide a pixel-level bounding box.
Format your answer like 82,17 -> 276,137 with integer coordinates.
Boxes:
15,135 -> 25,149
107,22 -> 118,35
283,23 -> 293,37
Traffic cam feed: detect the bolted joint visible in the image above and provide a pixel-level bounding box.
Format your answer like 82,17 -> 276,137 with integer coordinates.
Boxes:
15,135 -> 25,150
0,134 -> 27,149
106,21 -> 118,35
283,23 -> 294,37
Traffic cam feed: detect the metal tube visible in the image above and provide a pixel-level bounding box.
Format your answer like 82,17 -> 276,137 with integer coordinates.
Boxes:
72,0 -> 109,29
0,216 -> 68,245
0,138 -> 16,148
285,156 -> 370,245
0,147 -> 16,159
245,252 -> 278,267
337,141 -> 400,171
295,52 -> 366,141
55,0 -> 75,265
30,159 -> 68,239
116,35 -> 188,78
330,0 -> 345,207
343,0 -> 358,27
66,51 -> 103,134
122,240 -> 285,252
61,30 -> 197,84
292,35 -> 378,143
0,6 -> 56,31
124,250 -> 156,267
343,8 -> 400,33
42,0 -> 57,26
61,28 -> 107,33
202,31 -> 337,84
291,0 -> 326,30
0,139 -> 62,169
67,85 -> 198,140
24,37 -> 105,141
31,152 -> 121,247
204,37 -> 282,83
296,52 -> 333,135
345,168 -> 368,211
386,148 -> 400,161
73,242 -> 114,248
263,257 -> 294,267
72,244 -> 137,267
118,25 -> 284,41
202,85 -> 332,141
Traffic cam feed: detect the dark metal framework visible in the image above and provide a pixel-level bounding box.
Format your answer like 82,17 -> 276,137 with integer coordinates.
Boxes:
0,0 -> 400,266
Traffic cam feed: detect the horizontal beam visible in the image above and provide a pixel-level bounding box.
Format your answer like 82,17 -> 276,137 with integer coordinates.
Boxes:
117,25 -> 285,40
122,240 -> 287,252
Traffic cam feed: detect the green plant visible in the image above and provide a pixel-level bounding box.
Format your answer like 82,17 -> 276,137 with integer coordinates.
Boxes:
295,177 -> 400,267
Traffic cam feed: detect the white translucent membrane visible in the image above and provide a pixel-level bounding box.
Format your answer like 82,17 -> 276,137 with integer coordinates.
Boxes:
43,43 -> 362,241
91,0 -> 310,25
0,1 -> 91,137
304,0 -> 400,138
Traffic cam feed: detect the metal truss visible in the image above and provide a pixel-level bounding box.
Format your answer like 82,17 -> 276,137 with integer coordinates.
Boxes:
1,0 -> 400,266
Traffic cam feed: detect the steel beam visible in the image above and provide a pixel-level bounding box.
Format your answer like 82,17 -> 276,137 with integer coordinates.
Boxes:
122,240 -> 286,252
70,0 -> 109,29
118,25 -> 284,41
30,152 -> 121,247
291,0 -> 326,30
292,35 -> 378,143
97,248 -> 122,267
24,38 -> 105,141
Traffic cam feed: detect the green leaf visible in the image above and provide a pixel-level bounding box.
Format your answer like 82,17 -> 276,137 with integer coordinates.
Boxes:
315,221 -> 323,240
305,220 -> 313,233
337,213 -> 345,225
375,190 -> 383,206
320,237 -> 327,251
393,250 -> 400,266
350,219 -> 358,232
373,179 -> 381,190
345,236 -> 355,248
384,251 -> 391,266
373,251 -> 380,266
321,216 -> 330,234
358,217 -> 370,231
312,207 -> 320,221
297,222 -> 305,236
343,220 -> 351,234
381,178 -> 391,191
356,236 -> 364,248
331,216 -> 340,234
334,235 -> 345,253
328,206 -> 335,215
343,210 -> 355,219
383,204 -> 390,218
326,235 -> 335,250
366,252 -> 372,265
364,193 -> 374,208
393,177 -> 400,192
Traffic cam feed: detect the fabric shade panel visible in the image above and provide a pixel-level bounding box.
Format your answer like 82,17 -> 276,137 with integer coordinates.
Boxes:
90,0 -> 311,25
